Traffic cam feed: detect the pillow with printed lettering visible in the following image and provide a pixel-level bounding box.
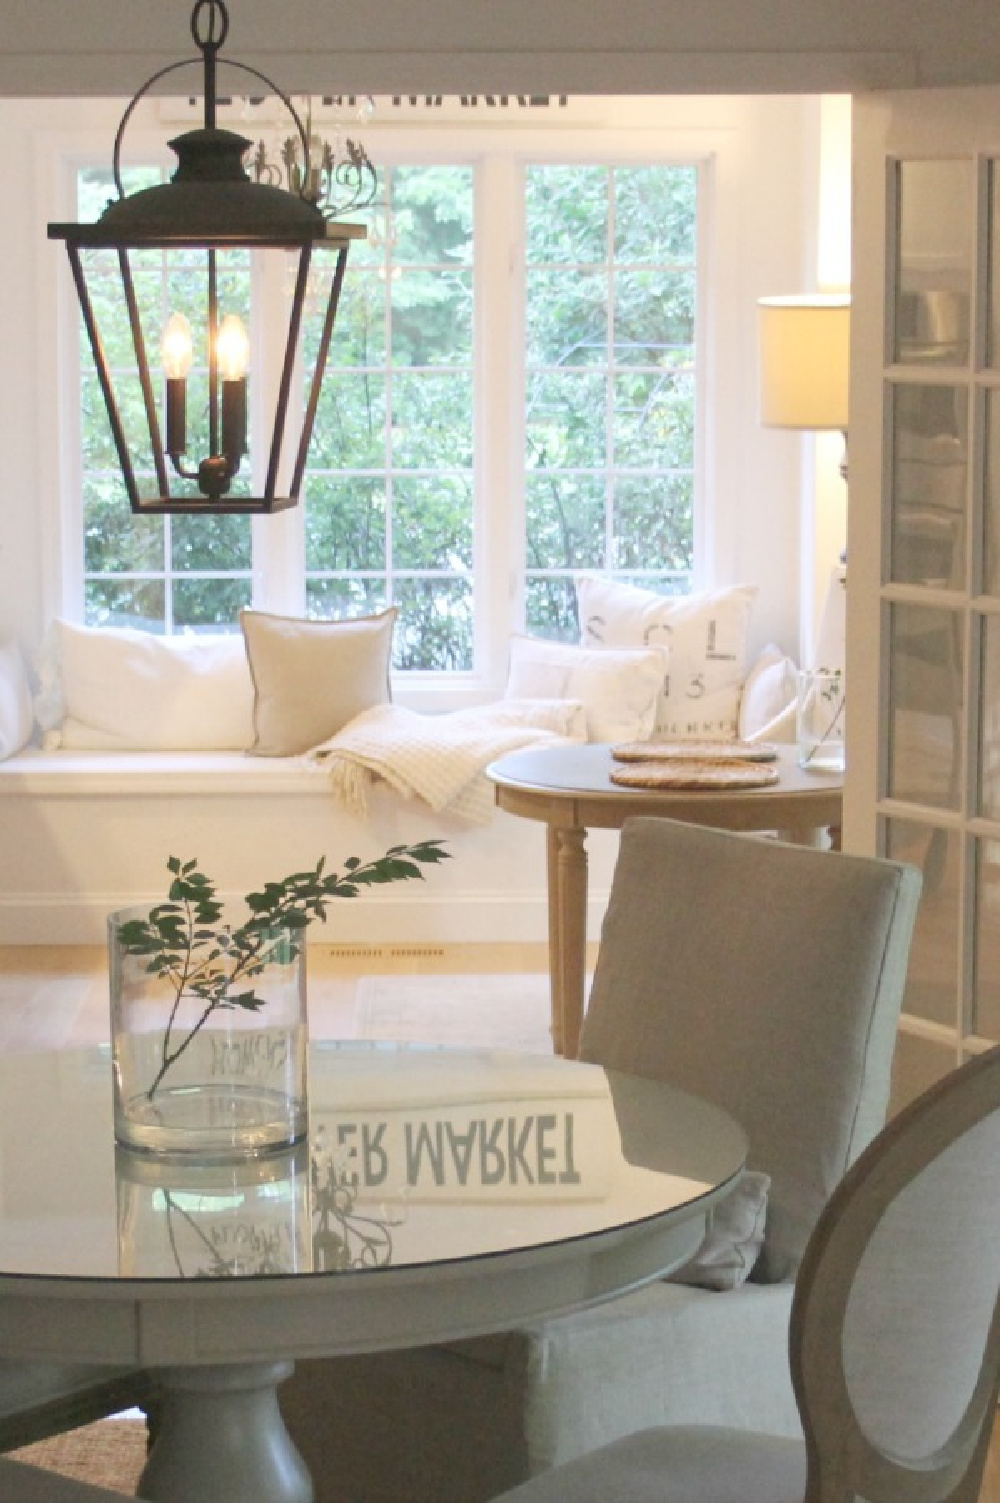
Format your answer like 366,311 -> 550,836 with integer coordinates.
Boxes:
505,634 -> 665,744
575,576 -> 757,741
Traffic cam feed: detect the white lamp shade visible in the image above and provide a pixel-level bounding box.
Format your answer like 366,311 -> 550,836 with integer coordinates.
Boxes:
758,293 -> 851,430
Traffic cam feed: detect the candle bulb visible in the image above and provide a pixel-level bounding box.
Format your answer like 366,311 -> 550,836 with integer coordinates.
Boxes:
217,314 -> 249,467
161,312 -> 192,460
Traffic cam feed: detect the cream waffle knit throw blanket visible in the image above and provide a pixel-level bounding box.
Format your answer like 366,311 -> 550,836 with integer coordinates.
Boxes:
309,699 -> 586,824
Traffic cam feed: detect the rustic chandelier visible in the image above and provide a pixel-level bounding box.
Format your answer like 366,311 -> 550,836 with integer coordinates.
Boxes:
47,0 -> 368,514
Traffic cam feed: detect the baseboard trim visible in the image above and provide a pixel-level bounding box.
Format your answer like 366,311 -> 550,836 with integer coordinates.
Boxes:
0,889 -> 612,946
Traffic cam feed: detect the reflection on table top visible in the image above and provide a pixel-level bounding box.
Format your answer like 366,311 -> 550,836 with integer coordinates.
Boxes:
0,1042 -> 747,1286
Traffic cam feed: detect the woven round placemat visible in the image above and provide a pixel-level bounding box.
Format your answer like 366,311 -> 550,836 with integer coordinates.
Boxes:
612,739 -> 778,763
610,759 -> 781,790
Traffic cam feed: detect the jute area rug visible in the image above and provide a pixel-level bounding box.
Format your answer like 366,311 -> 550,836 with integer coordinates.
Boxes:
5,971 -> 560,1493
9,1417 -> 147,1493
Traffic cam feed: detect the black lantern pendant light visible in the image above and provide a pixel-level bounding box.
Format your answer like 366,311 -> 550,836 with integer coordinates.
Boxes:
48,0 -> 366,514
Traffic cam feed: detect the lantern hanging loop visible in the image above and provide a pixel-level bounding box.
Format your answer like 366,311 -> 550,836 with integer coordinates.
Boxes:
191,0 -> 229,55
108,2 -> 312,208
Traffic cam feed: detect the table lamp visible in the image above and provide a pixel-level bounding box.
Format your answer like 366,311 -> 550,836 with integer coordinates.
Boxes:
757,292 -> 851,478
758,292 -> 850,754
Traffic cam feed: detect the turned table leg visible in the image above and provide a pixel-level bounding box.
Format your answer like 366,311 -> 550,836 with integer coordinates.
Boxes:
139,1360 -> 312,1502
546,826 -> 564,1053
553,825 -> 588,1060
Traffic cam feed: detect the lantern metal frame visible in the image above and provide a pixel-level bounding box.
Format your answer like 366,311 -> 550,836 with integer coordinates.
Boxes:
47,0 -> 366,515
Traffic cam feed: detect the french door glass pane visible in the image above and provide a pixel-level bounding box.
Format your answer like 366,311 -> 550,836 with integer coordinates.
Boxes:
988,159 -> 1000,368
982,390 -> 1000,593
974,837 -> 1000,1041
889,1032 -> 961,1117
887,600 -> 964,809
978,614 -> 1000,818
889,383 -> 967,588
894,159 -> 973,366
885,818 -> 960,1028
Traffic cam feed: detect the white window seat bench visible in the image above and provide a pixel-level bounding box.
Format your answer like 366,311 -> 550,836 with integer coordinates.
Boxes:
0,748 -> 619,946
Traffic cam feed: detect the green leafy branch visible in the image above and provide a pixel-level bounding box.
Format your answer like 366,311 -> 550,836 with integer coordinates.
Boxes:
116,841 -> 451,1102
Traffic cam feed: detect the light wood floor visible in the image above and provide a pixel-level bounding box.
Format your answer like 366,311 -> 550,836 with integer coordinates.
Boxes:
1,941 -> 998,1499
0,940 -> 564,1052
986,1442 -> 1000,1503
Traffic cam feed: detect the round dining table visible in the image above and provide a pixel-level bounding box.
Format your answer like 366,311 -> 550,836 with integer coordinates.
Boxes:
0,1040 -> 747,1502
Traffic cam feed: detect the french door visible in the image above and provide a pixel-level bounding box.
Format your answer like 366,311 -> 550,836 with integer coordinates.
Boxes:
850,87 -> 1000,1107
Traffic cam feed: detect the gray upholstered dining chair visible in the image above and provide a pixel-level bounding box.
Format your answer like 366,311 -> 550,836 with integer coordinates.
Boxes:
278,816 -> 923,1503
490,1040 -> 1000,1503
0,1452 -> 130,1500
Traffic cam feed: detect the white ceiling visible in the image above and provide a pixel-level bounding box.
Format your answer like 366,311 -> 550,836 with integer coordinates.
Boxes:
1,0 -> 998,98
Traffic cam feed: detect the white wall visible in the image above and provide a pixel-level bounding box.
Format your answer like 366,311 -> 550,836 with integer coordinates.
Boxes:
0,92 -> 834,670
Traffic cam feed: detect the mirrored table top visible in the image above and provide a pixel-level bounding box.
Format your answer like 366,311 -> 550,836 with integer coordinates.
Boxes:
0,1042 -> 747,1287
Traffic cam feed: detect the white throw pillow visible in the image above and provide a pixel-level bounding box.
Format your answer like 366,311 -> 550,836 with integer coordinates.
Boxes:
575,576 -> 758,740
0,641 -> 33,760
241,608 -> 398,756
739,643 -> 798,743
504,634 -> 665,743
38,621 -> 254,750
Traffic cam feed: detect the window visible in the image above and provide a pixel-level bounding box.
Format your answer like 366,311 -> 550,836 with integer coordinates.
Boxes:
70,135 -> 702,693
305,165 -> 477,670
522,163 -> 697,637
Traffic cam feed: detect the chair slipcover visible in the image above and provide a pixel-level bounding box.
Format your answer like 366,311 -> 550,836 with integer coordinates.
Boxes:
279,818 -> 922,1502
491,1043 -> 1000,1503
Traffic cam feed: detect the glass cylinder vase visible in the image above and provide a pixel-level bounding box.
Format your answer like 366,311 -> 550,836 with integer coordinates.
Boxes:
109,906 -> 309,1160
796,668 -> 846,772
